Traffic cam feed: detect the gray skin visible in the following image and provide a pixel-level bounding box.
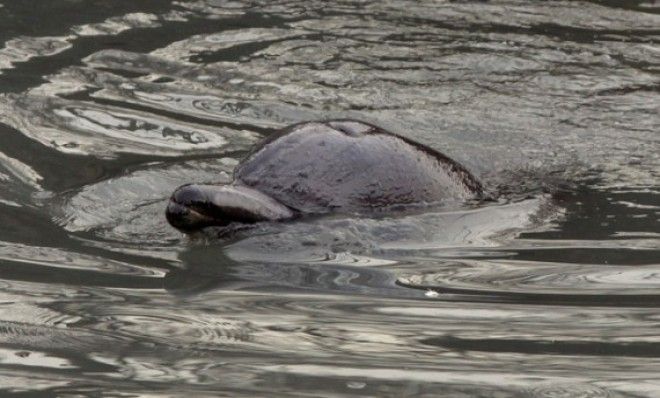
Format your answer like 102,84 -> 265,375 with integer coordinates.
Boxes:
166,120 -> 484,231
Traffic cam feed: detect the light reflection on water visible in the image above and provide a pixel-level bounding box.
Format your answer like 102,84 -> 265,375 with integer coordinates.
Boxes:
0,0 -> 658,396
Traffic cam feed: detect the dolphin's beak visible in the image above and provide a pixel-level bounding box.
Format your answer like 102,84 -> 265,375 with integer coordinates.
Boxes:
165,184 -> 222,231
165,183 -> 295,232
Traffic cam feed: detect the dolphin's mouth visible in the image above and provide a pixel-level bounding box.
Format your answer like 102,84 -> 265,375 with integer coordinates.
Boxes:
165,183 -> 296,232
165,191 -> 227,231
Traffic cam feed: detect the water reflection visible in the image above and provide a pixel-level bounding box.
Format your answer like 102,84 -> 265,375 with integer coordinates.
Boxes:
0,0 -> 658,396
167,243 -> 414,298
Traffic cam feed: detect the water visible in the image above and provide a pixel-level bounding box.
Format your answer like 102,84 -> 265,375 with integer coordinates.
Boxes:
0,0 -> 658,396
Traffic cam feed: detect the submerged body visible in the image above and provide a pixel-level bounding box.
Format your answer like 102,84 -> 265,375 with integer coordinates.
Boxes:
166,120 -> 483,231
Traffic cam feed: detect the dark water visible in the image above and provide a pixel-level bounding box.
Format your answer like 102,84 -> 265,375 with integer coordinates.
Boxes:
0,0 -> 658,396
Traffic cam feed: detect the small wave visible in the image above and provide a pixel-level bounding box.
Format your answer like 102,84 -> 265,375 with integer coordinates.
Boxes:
53,158 -> 234,245
0,93 -> 255,158
399,259 -> 660,305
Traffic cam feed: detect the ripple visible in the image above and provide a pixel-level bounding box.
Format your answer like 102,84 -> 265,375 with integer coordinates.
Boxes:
0,9 -> 193,78
0,94 -> 256,157
72,13 -> 162,37
224,198 -> 550,264
96,312 -> 256,349
166,249 -> 406,298
151,28 -> 307,61
0,320 -> 125,354
159,1 -> 659,189
525,383 -> 616,398
399,260 -> 660,304
0,0 -> 658,395
0,347 -> 74,369
0,150 -> 43,190
54,158 -> 234,244
0,242 -> 165,277
43,49 -> 324,129
174,0 -> 248,17
0,36 -> 73,73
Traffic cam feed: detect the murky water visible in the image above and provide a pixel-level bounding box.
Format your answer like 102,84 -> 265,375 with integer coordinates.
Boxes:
0,0 -> 658,396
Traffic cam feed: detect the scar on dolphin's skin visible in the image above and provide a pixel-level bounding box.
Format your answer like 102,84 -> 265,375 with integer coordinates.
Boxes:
166,120 -> 484,232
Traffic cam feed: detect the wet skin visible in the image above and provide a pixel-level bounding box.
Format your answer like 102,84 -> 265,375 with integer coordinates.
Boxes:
166,184 -> 295,231
166,120 -> 484,231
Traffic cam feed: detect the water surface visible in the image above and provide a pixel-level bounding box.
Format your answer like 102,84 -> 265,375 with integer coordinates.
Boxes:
0,0 -> 658,396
